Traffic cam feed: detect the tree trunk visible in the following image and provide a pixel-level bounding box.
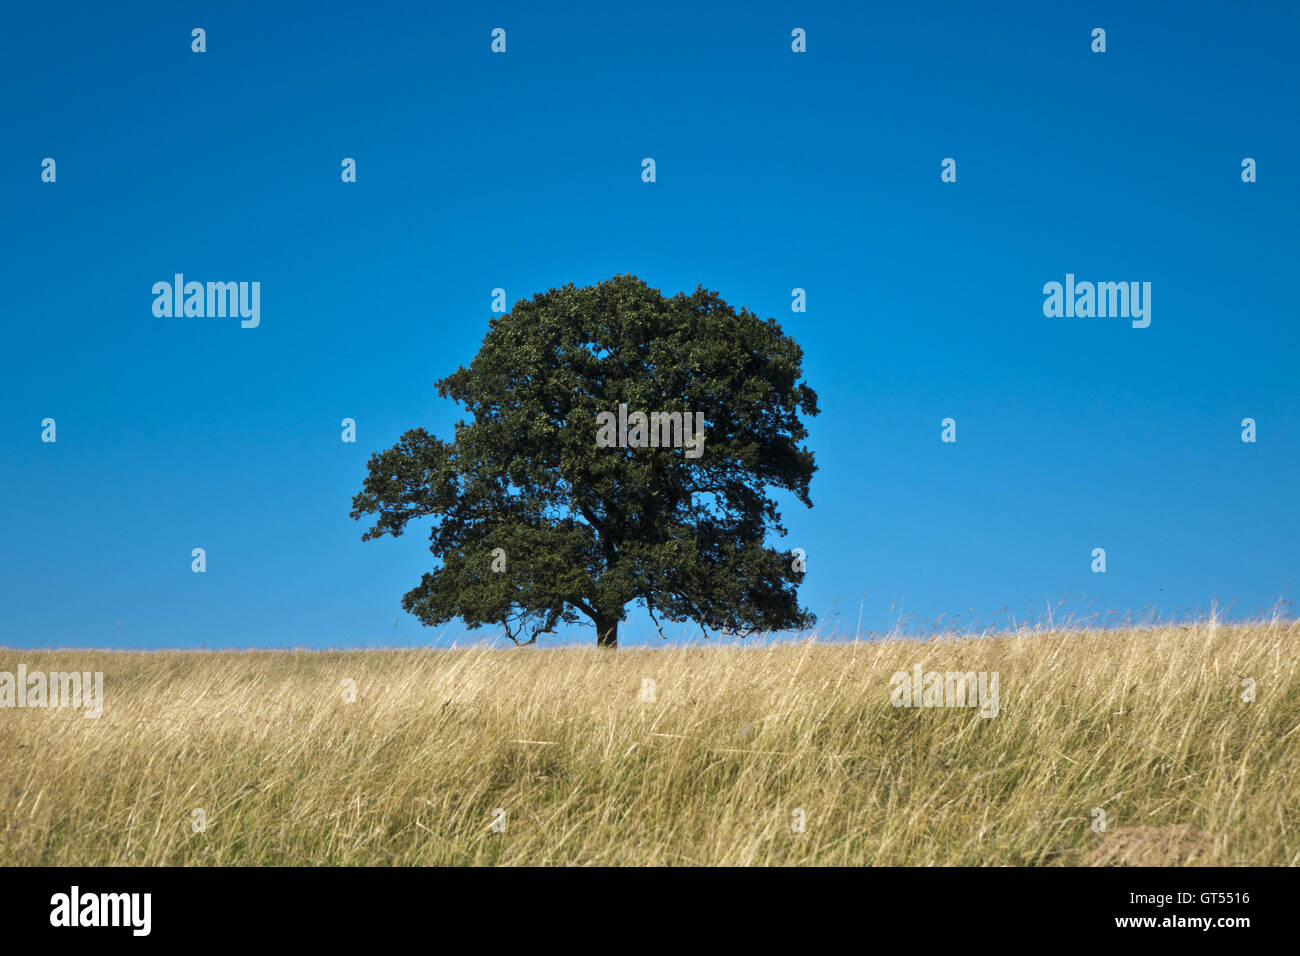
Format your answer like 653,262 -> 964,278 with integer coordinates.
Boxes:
595,614 -> 618,649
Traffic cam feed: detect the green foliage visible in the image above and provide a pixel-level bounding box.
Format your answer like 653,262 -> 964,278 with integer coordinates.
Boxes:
351,275 -> 819,646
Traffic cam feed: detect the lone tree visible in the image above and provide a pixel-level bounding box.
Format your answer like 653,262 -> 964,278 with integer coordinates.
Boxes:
351,275 -> 819,648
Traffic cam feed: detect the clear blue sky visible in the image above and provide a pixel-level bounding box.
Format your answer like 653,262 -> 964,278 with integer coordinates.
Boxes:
2,1 -> 1297,649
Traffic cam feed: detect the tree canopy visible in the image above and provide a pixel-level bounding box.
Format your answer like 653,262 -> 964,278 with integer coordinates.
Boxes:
351,274 -> 819,648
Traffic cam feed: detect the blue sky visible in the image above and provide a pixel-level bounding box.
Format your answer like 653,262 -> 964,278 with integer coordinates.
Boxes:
2,1 -> 1297,649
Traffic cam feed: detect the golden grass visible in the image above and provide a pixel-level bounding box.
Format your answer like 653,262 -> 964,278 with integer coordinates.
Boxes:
2,619 -> 1298,865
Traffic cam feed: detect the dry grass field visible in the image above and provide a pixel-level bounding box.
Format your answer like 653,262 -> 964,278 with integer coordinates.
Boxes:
2,619 -> 1298,866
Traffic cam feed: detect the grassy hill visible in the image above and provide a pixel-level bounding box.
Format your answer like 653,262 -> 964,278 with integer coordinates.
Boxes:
2,619 -> 1297,865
